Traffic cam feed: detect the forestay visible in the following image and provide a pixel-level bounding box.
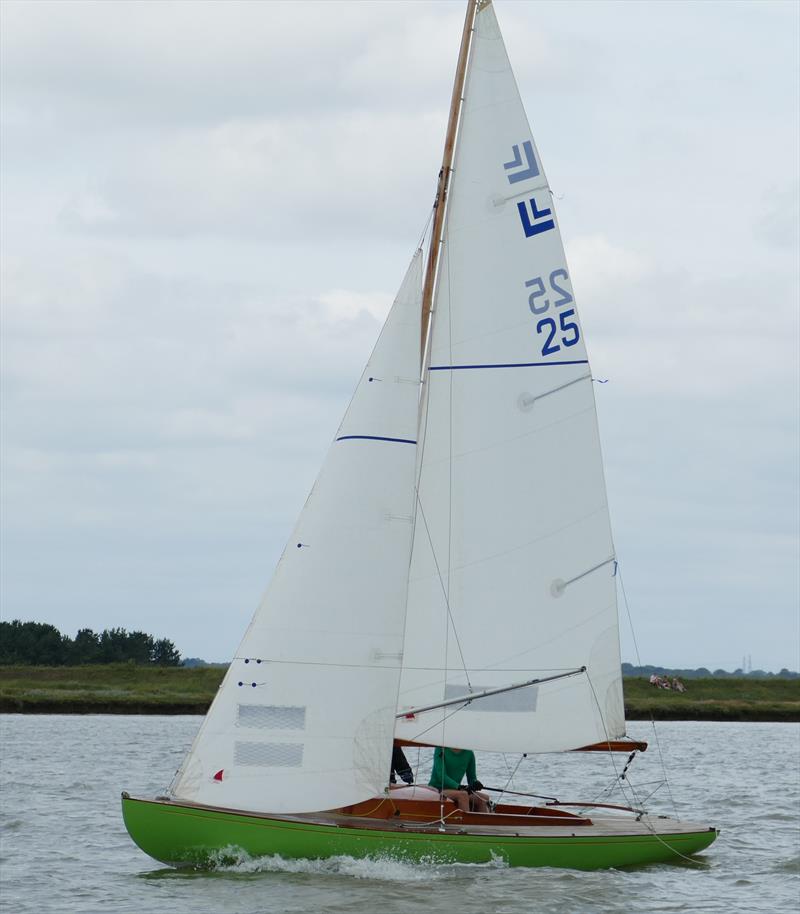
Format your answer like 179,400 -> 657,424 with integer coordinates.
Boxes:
396,2 -> 625,753
171,253 -> 423,814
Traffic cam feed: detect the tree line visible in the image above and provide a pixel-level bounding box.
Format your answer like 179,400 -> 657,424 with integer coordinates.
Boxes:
0,620 -> 181,666
621,662 -> 798,680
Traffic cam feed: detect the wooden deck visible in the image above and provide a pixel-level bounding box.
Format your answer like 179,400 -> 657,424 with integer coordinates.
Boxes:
293,794 -> 717,840
298,810 -> 716,839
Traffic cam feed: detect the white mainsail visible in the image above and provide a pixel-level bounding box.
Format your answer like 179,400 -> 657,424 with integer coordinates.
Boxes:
396,1 -> 625,753
171,252 -> 423,814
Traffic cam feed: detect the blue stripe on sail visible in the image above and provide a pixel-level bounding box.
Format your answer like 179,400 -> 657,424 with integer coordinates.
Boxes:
428,360 -> 589,371
336,435 -> 417,444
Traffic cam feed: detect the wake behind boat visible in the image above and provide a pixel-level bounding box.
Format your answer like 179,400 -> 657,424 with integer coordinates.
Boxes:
122,0 -> 718,869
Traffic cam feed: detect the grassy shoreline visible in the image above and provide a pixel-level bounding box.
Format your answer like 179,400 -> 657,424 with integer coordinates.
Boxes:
1,665 -> 798,721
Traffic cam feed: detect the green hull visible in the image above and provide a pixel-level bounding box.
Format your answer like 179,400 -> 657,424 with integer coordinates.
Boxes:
121,796 -> 718,870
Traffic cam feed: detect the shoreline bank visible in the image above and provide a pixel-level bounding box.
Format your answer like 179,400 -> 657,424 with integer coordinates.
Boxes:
1,700 -> 796,721
1,667 -> 797,721
0,699 -> 800,723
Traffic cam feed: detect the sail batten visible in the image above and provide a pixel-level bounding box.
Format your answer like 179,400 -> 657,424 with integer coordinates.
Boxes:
336,435 -> 417,444
429,359 -> 589,370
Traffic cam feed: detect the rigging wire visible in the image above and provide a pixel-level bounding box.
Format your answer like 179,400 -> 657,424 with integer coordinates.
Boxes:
445,221 -> 456,656
406,210 -> 472,821
585,669 -> 711,868
415,205 -> 435,254
495,753 -> 527,805
618,564 -> 678,816
435,218 -> 469,826
414,495 -> 472,690
439,214 -> 453,830
408,215 -> 473,701
403,701 -> 471,745
584,670 -> 637,810
637,780 -> 668,804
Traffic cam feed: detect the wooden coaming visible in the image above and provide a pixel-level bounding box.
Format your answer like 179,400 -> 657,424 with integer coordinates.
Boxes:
336,795 -> 592,827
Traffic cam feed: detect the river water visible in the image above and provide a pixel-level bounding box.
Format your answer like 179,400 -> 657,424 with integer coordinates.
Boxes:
1,716 -> 797,913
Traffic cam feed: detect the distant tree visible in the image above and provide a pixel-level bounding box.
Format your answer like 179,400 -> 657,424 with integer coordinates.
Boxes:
69,628 -> 100,665
0,620 -> 67,665
181,657 -> 228,668
621,663 -> 794,680
152,638 -> 181,666
0,619 -> 183,666
126,630 -> 157,664
98,628 -> 128,664
97,628 -> 153,664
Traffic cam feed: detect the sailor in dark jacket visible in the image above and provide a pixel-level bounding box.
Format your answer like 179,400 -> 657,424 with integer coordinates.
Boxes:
390,745 -> 414,785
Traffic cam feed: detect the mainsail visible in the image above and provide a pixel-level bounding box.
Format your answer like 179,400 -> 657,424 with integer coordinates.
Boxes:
396,1 -> 625,753
170,253 -> 423,814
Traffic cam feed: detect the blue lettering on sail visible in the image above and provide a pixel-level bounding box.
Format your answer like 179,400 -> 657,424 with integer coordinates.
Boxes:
517,197 -> 555,237
503,140 -> 540,184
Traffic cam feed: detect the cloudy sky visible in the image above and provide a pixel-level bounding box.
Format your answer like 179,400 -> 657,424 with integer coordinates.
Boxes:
2,0 -> 798,672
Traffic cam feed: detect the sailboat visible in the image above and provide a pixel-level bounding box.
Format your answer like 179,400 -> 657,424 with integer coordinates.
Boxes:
122,0 -> 718,869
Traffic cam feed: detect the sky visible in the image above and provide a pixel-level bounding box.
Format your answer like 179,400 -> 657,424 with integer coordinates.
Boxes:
1,0 -> 798,672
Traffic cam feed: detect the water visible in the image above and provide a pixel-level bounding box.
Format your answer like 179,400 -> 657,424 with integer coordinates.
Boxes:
1,716 -> 797,913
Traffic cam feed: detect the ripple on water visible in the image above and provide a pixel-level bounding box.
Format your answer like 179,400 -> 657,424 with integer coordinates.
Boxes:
769,854 -> 800,875
747,811 -> 798,823
0,819 -> 24,831
2,717 -> 799,914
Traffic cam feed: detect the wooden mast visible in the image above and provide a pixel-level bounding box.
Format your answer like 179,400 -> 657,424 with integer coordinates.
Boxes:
419,0 -> 478,362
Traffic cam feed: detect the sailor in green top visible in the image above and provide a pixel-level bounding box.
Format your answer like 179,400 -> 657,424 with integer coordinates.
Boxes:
429,747 -> 491,813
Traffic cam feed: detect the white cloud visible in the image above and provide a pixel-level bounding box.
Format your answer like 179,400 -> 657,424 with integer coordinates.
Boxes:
566,234 -> 652,292
54,111 -> 443,242
318,289 -> 393,324
756,184 -> 800,251
1,0 -> 797,669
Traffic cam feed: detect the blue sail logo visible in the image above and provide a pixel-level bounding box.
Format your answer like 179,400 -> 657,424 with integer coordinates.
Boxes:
503,140 -> 540,184
504,141 -> 554,238
516,197 -> 555,237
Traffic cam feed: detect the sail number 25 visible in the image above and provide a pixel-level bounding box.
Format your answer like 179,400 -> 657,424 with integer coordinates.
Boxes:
525,269 -> 580,356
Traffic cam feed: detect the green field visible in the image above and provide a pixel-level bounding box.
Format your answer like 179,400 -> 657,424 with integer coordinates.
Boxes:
0,665 -> 797,720
621,676 -> 799,721
0,664 -> 219,714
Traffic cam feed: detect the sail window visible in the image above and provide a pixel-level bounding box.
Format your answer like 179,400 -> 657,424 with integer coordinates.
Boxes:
443,684 -> 538,713
237,704 -> 306,730
234,741 -> 304,767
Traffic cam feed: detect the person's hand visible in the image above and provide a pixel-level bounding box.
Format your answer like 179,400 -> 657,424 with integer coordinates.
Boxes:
470,780 -> 484,791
